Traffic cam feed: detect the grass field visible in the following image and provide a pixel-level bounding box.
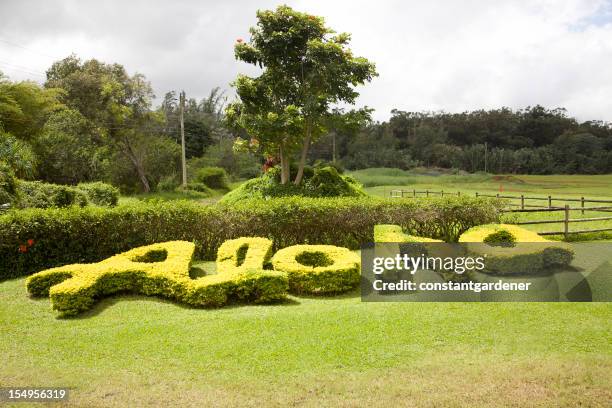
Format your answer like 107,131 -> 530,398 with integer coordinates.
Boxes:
1,260 -> 611,407
3,171 -> 612,406
351,169 -> 612,241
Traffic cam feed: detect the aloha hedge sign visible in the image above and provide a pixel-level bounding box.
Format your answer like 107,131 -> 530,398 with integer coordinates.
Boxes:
26,237 -> 360,316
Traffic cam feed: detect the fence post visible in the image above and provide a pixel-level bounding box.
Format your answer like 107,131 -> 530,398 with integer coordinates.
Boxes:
413,189 -> 416,198
401,190 -> 405,198
496,193 -> 499,199
521,194 -> 524,210
564,205 -> 569,241
475,192 -> 478,197
426,189 -> 429,197
581,197 -> 585,215
548,195 -> 552,209
441,190 -> 444,197
457,191 -> 461,197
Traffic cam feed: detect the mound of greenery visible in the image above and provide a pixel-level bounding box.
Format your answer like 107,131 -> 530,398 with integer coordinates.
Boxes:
220,166 -> 365,204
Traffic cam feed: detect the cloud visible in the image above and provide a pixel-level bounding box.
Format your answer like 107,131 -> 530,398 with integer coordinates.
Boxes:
1,0 -> 611,122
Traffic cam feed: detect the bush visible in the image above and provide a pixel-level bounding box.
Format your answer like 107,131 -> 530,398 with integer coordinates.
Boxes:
221,166 -> 365,204
0,196 -> 502,279
181,182 -> 213,196
271,245 -> 360,294
216,237 -> 274,274
16,181 -> 88,209
459,224 -> 574,275
373,224 -> 443,243
0,162 -> 18,205
196,167 -> 229,190
157,175 -> 179,192
77,182 -> 119,207
26,240 -> 288,316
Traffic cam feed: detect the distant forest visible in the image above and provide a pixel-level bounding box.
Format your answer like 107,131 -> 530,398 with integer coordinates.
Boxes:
311,106 -> 612,174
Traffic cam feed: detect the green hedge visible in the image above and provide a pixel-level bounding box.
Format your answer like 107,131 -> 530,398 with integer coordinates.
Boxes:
27,241 -> 287,316
0,196 -> 502,279
196,167 -> 229,190
271,244 -> 360,294
17,181 -> 88,209
15,180 -> 119,209
76,182 -> 119,207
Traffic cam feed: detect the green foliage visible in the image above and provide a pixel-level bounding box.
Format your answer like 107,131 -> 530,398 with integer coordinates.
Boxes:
0,131 -> 37,179
195,166 -> 229,190
188,138 -> 261,181
0,196 -> 502,279
221,166 -> 365,203
77,182 -> 119,207
177,182 -> 213,196
216,237 -> 274,274
16,181 -> 88,209
459,224 -> 574,275
373,224 -> 443,243
483,229 -> 516,247
156,175 -> 180,192
227,5 -> 377,184
271,245 -> 360,294
26,241 -> 288,316
0,161 -> 18,205
33,108 -> 106,184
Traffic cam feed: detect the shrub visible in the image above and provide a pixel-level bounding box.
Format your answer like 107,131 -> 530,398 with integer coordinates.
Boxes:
77,182 -> 119,207
196,167 -> 229,190
0,161 -> 18,205
459,224 -> 574,275
157,175 -> 179,192
26,241 -> 288,316
0,196 -> 502,279
373,224 -> 443,243
271,245 -> 360,294
216,237 -> 274,274
17,181 -> 88,209
181,182 -> 213,196
482,229 -> 516,247
220,166 -> 365,204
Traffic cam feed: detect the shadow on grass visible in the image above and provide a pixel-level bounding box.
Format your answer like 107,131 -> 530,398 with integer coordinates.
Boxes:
59,292 -> 302,320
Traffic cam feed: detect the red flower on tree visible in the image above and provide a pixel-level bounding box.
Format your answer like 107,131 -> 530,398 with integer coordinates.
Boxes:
27,239 -> 35,247
19,244 -> 28,253
236,38 -> 243,43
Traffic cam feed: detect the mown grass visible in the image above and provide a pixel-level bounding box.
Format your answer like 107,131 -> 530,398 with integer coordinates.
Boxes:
1,263 -> 611,407
353,169 -> 612,241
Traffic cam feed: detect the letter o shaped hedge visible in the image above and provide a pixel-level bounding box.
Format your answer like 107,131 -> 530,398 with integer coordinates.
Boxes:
271,245 -> 360,294
459,224 -> 573,275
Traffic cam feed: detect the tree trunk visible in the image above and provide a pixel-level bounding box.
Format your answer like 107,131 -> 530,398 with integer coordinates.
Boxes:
123,136 -> 150,193
294,123 -> 311,185
279,144 -> 290,184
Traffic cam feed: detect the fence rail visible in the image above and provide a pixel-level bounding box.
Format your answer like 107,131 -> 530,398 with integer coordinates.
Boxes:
389,189 -> 612,239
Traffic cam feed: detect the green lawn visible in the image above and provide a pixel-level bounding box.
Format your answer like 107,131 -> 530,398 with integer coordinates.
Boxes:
352,170 -> 612,241
1,260 -> 611,407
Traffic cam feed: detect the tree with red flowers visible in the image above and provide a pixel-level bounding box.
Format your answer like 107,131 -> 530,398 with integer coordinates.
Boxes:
226,5 -> 377,184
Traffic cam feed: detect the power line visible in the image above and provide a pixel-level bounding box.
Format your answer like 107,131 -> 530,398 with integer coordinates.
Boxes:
0,38 -> 62,60
0,60 -> 46,78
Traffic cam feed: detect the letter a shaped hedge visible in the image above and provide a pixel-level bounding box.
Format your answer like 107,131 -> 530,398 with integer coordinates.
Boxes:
26,240 -> 287,316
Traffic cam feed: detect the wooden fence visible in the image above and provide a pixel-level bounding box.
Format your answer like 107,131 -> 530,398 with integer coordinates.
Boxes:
389,189 -> 612,239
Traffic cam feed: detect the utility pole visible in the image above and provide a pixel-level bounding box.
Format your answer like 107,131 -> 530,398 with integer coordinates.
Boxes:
484,141 -> 488,173
332,131 -> 336,163
179,90 -> 187,187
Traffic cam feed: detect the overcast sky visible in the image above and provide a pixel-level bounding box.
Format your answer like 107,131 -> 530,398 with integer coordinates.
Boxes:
1,0 -> 611,122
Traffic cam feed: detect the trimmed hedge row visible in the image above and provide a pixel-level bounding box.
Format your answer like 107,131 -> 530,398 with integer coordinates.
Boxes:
27,240 -> 288,316
15,180 -> 119,209
0,196 -> 503,279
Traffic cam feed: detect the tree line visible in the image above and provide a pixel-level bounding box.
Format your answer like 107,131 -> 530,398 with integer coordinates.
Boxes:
311,106 -> 612,174
2,4 -> 611,197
